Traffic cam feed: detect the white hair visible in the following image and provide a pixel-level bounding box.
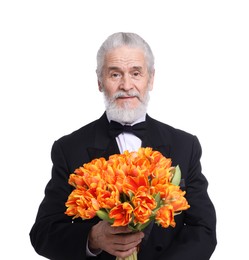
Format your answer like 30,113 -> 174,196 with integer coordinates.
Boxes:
96,32 -> 155,83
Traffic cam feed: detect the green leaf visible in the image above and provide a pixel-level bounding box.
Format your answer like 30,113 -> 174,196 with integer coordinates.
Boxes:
136,218 -> 154,231
171,165 -> 181,186
128,216 -> 154,232
96,209 -> 114,224
154,192 -> 161,205
128,191 -> 134,200
128,224 -> 138,231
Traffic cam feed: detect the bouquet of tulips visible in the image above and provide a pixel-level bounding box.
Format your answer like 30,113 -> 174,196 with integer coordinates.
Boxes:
65,147 -> 190,260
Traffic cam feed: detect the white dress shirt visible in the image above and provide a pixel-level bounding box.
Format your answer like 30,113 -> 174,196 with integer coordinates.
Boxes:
107,114 -> 146,153
115,129 -> 142,153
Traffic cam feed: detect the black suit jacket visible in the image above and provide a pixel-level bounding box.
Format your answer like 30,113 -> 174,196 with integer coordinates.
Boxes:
30,113 -> 217,260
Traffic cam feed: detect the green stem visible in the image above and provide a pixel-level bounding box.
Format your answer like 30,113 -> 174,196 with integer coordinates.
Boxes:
116,250 -> 137,260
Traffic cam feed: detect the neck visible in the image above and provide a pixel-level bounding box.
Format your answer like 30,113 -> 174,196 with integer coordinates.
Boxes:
106,112 -> 146,125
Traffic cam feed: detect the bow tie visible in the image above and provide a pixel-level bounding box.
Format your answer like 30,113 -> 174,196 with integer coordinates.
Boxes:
109,120 -> 147,140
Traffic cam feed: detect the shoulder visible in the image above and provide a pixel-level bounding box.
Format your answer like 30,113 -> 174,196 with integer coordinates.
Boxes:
50,114 -> 108,169
55,113 -> 108,146
146,115 -> 202,164
146,115 -> 202,177
56,119 -> 98,145
50,113 -> 108,164
146,114 -> 198,144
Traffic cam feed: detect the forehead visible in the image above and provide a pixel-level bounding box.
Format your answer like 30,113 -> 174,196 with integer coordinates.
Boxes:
104,46 -> 146,69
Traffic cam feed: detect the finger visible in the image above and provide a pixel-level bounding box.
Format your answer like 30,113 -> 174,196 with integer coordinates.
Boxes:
112,232 -> 144,249
114,238 -> 142,251
109,225 -> 133,234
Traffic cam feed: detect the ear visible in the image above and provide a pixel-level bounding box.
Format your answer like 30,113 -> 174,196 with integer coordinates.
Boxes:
148,70 -> 155,91
98,80 -> 103,92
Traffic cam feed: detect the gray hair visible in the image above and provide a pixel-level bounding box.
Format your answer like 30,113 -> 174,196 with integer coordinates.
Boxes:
96,32 -> 155,82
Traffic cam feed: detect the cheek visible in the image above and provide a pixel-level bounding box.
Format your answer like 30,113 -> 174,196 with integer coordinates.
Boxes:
103,85 -> 117,99
138,83 -> 150,96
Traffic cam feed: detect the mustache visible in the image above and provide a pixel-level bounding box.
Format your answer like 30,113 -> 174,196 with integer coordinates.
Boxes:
113,91 -> 140,99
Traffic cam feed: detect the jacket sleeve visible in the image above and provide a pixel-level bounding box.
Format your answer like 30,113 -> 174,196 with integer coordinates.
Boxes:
29,141 -> 97,260
158,136 -> 217,260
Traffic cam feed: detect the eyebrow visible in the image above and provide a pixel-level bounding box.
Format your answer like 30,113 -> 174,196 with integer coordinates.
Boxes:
107,66 -> 143,71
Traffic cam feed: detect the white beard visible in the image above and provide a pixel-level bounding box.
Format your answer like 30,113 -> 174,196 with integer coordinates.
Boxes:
103,89 -> 150,124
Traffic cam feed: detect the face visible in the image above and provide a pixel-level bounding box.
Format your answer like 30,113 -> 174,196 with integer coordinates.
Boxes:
99,46 -> 154,123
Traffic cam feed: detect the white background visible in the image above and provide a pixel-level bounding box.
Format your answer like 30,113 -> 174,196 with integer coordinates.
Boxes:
0,1 -> 248,259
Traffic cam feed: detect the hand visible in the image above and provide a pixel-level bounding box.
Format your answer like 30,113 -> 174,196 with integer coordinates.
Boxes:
88,220 -> 144,258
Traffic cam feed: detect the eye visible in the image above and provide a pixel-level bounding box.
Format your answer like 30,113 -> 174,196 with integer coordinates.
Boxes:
111,72 -> 121,79
131,71 -> 141,78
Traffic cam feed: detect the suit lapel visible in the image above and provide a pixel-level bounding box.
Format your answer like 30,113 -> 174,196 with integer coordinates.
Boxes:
86,113 -> 120,161
87,138 -> 120,161
142,114 -> 171,158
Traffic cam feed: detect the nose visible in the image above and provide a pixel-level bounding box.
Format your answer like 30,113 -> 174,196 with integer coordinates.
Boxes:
119,74 -> 133,91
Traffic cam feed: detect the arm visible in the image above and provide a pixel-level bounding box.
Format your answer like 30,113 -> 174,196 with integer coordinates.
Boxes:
158,136 -> 217,260
29,141 -> 96,260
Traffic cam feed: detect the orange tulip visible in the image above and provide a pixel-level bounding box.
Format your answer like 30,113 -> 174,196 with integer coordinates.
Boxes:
96,184 -> 120,209
171,195 -> 190,212
65,188 -> 99,219
132,191 -> 157,224
155,205 -> 176,228
123,174 -> 150,196
77,203 -> 98,219
68,174 -> 86,188
132,190 -> 157,210
158,184 -> 190,212
102,165 -> 116,184
133,204 -> 152,224
109,202 -> 133,226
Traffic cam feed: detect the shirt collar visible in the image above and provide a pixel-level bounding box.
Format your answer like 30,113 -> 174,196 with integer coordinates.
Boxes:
106,113 -> 146,126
